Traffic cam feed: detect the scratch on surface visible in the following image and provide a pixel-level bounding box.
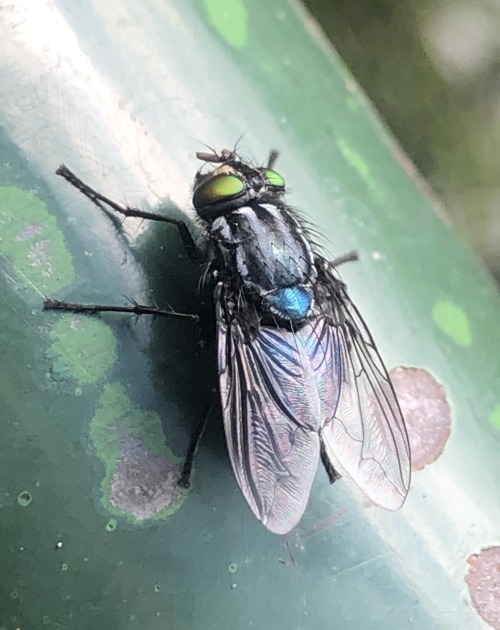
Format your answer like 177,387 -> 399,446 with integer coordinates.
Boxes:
332,553 -> 385,579
9,258 -> 46,297
299,508 -> 348,539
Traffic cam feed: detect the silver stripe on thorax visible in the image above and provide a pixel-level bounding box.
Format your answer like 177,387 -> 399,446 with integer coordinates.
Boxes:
210,204 -> 317,293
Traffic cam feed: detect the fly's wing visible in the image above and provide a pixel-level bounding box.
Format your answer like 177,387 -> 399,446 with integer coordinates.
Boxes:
216,286 -> 341,535
319,264 -> 411,510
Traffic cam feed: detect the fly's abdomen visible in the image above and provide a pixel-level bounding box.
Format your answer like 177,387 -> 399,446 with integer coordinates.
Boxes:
211,203 -> 316,322
264,285 -> 313,320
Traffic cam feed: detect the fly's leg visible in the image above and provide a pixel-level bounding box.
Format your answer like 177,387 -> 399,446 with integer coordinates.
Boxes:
43,298 -> 199,321
56,164 -> 203,264
52,165 -> 210,475
178,393 -> 218,488
330,250 -> 359,268
49,166 -> 202,318
316,251 -> 359,277
320,439 -> 342,484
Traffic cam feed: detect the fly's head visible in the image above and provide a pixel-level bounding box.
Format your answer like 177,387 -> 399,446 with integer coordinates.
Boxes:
192,148 -> 285,220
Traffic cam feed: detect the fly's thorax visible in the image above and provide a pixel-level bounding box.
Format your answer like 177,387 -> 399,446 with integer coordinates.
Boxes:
210,203 -> 317,322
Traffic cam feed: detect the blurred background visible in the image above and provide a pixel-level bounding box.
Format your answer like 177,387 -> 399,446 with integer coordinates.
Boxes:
305,0 -> 500,283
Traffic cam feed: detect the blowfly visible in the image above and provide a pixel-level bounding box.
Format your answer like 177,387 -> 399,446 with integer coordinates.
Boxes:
44,148 -> 411,534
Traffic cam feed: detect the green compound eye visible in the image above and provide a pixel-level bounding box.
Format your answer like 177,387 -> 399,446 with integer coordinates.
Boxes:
262,168 -> 285,188
194,174 -> 245,207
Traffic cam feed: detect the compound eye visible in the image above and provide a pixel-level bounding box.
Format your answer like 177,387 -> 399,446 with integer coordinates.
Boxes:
193,173 -> 245,208
261,168 -> 285,188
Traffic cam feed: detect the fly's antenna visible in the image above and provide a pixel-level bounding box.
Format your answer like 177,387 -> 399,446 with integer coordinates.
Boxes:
194,138 -> 226,164
195,139 -> 218,156
196,147 -> 235,164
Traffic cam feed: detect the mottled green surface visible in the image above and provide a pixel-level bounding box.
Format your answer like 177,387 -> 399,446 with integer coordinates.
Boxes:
47,316 -> 117,385
1,1 -> 500,629
90,383 -> 186,524
0,186 -> 74,294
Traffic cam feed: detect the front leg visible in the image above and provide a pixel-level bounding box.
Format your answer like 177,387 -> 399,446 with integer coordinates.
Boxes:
43,298 -> 199,321
56,165 -> 204,264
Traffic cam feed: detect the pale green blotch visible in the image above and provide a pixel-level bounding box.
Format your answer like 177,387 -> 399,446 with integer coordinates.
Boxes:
90,383 -> 186,524
205,0 -> 248,49
346,94 -> 360,112
337,138 -> 383,202
489,405 -> 500,431
48,315 -> 117,385
432,300 -> 472,347
0,186 -> 74,294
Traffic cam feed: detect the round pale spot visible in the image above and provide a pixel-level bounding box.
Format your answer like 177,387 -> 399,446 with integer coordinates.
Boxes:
110,436 -> 183,521
205,0 -> 248,49
432,299 -> 472,347
48,316 -> 117,385
17,491 -> 32,507
0,185 -> 74,293
489,404 -> 500,432
466,546 -> 500,629
90,383 -> 186,524
390,366 -> 451,470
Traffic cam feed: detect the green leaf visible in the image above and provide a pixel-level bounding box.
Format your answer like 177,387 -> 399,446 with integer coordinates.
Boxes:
1,1 -> 499,629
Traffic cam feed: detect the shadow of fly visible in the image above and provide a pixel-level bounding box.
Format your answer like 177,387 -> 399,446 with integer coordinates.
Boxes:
44,148 -> 411,534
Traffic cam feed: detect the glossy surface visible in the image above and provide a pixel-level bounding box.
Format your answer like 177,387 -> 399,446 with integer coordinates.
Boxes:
1,1 -> 500,629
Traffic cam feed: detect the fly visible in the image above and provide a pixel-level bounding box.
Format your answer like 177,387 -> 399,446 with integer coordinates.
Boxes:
44,148 -> 411,534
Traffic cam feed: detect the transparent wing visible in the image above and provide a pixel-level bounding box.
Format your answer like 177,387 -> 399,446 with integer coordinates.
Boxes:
216,285 -> 342,534
319,266 -> 411,510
